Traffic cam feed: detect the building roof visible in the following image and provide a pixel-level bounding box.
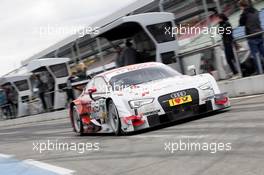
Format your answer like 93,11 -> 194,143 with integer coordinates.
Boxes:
22,0 -> 154,66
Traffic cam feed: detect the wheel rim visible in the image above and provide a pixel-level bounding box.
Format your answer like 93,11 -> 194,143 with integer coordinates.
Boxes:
109,103 -> 119,132
73,107 -> 81,133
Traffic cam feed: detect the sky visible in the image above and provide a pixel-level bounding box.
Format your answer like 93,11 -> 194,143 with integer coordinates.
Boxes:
0,0 -> 136,76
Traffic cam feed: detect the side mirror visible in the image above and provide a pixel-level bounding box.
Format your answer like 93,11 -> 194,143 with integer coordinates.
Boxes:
88,87 -> 97,94
86,87 -> 107,101
187,65 -> 197,76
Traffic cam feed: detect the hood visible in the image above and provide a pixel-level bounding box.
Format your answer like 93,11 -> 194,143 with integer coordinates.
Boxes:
115,75 -> 208,99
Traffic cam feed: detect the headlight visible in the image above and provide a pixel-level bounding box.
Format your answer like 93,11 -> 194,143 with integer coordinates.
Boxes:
129,98 -> 154,109
199,82 -> 213,90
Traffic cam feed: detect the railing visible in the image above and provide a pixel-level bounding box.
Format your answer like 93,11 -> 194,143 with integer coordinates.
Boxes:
178,30 -> 264,78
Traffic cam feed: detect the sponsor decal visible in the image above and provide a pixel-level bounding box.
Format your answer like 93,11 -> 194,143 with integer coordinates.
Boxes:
169,95 -> 192,107
143,109 -> 161,116
170,91 -> 187,99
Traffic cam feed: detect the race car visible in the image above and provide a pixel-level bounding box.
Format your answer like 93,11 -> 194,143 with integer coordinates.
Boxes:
69,62 -> 230,135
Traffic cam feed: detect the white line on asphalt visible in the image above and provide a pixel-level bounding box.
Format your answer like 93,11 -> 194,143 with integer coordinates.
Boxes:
23,159 -> 75,175
230,94 -> 264,100
131,134 -> 208,139
0,153 -> 13,158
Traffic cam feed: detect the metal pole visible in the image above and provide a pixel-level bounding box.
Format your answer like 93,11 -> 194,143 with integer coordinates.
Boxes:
159,0 -> 165,12
96,38 -> 106,71
214,0 -> 222,13
54,49 -> 59,58
232,45 -> 243,76
71,45 -> 77,63
202,0 -> 216,44
75,41 -> 81,61
256,53 -> 264,74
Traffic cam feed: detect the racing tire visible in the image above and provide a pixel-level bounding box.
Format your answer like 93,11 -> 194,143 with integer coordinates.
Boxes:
72,106 -> 84,136
108,100 -> 122,136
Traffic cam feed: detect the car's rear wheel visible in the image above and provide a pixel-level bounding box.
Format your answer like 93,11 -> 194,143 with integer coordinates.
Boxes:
72,106 -> 84,135
108,100 -> 121,136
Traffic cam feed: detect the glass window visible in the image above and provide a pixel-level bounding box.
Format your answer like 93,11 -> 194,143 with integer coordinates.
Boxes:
94,77 -> 107,93
49,63 -> 69,78
14,80 -> 29,91
147,22 -> 175,43
84,79 -> 94,92
109,66 -> 180,88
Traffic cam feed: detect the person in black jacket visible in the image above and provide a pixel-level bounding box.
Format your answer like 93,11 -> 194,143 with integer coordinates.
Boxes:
239,0 -> 264,74
218,14 -> 239,77
120,40 -> 138,66
35,75 -> 48,111
114,45 -> 124,68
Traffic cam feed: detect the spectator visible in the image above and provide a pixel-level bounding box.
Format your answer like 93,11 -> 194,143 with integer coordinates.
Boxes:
35,75 -> 48,112
4,85 -> 17,118
120,40 -> 138,66
0,88 -> 7,107
66,73 -> 77,104
114,45 -> 123,68
239,0 -> 264,74
76,63 -> 87,80
218,13 -> 240,79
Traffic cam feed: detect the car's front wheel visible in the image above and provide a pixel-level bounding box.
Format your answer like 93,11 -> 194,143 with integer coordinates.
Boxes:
108,100 -> 121,135
72,106 -> 84,135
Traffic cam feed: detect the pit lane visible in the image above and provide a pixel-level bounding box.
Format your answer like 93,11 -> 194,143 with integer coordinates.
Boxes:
0,95 -> 264,175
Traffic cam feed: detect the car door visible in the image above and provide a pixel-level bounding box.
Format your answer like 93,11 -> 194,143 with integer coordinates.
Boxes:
74,79 -> 94,117
90,77 -> 108,122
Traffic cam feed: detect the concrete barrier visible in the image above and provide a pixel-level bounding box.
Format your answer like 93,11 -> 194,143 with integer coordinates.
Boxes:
218,75 -> 264,98
0,110 -> 68,128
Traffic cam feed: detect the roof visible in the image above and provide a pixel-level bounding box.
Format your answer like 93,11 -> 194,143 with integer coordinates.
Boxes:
0,73 -> 32,85
95,12 -> 175,39
26,58 -> 70,72
22,0 -> 154,65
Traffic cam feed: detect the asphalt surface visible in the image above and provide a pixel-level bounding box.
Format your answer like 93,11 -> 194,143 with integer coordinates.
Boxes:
0,95 -> 264,175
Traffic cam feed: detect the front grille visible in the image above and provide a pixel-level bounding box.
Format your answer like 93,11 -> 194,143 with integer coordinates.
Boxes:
147,101 -> 212,127
147,114 -> 175,126
158,88 -> 199,113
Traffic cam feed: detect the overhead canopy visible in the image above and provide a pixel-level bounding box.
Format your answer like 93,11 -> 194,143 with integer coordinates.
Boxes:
26,58 -> 70,72
22,0 -> 155,65
0,73 -> 32,85
94,12 -> 175,41
100,22 -> 142,41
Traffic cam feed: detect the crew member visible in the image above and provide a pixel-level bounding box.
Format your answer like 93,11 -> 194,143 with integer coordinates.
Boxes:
218,13 -> 240,79
120,40 -> 138,66
239,0 -> 264,74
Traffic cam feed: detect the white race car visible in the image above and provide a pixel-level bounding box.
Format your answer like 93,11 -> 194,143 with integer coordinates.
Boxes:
69,62 -> 230,135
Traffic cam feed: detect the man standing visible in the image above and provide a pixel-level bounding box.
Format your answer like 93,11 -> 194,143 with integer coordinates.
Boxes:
36,75 -> 48,112
120,40 -> 138,66
218,13 -> 239,78
239,0 -> 264,74
114,45 -> 123,68
66,73 -> 77,104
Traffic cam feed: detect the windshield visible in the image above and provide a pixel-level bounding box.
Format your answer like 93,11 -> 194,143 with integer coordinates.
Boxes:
147,22 -> 175,43
109,66 -> 180,88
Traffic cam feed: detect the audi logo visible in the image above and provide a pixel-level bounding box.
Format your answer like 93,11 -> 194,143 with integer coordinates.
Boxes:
170,91 -> 187,98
